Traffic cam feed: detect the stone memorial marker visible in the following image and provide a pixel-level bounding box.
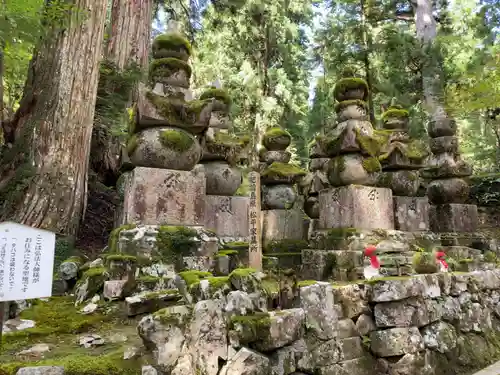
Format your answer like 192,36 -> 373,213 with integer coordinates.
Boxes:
247,171 -> 262,270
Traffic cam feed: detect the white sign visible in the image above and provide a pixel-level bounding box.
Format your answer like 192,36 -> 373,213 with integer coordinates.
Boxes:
0,222 -> 55,301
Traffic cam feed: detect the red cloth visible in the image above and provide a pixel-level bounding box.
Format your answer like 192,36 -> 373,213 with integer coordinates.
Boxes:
365,246 -> 380,268
435,251 -> 448,269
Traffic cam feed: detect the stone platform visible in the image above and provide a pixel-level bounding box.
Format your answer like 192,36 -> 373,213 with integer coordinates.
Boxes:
319,186 -> 394,230
121,167 -> 206,226
261,209 -> 306,246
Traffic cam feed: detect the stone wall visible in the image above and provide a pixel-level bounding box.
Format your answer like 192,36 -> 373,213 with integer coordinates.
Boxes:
136,270 -> 500,375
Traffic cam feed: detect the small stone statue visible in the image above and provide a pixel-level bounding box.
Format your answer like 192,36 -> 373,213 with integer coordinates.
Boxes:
363,245 -> 381,280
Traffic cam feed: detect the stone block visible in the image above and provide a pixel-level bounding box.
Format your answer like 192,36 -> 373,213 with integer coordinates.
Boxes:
319,186 -> 394,230
370,327 -> 424,357
429,203 -> 478,233
262,209 -> 306,245
204,196 -> 249,238
122,167 -> 205,226
393,196 -> 429,231
374,298 -> 443,328
301,250 -> 336,280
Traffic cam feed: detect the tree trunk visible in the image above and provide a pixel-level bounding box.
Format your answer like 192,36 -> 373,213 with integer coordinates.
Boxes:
413,0 -> 448,122
90,0 -> 153,186
0,0 -> 107,237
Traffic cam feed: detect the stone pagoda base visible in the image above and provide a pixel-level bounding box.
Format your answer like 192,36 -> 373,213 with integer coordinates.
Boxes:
319,186 -> 394,230
204,196 -> 249,239
429,203 -> 478,233
116,225 -> 218,273
393,196 -> 430,232
121,167 -> 206,226
261,209 -> 306,246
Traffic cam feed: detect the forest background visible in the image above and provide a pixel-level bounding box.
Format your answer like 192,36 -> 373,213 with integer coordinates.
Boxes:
0,0 -> 499,259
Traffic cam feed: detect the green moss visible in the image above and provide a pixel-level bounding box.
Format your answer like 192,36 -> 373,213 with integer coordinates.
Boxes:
0,297 -> 110,353
362,156 -> 382,172
381,108 -> 409,122
178,270 -> 213,286
224,241 -> 249,249
484,251 -> 497,263
143,289 -> 179,300
206,276 -> 230,289
261,277 -> 280,295
261,162 -> 307,179
297,280 -> 318,287
152,33 -> 192,56
153,305 -> 192,326
105,254 -> 137,263
264,127 -> 291,138
215,249 -> 239,258
156,226 -> 198,263
107,224 -> 136,253
230,313 -> 272,342
200,87 -> 232,106
213,132 -> 250,147
158,129 -> 194,152
0,349 -> 141,375
149,57 -> 191,82
334,99 -> 368,113
230,267 -> 258,277
136,275 -> 161,283
333,77 -> 369,99
126,135 -> 138,155
145,91 -> 211,128
412,252 -> 438,274
405,140 -> 429,160
264,239 -> 308,254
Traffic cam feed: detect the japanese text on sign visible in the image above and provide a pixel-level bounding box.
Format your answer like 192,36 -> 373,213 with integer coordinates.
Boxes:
247,172 -> 262,270
0,222 -> 55,302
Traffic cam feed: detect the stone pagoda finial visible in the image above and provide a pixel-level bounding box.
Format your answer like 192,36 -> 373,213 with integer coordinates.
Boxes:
128,27 -> 214,171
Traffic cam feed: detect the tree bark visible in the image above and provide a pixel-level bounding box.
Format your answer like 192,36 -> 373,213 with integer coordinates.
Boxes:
0,0 -> 107,236
90,0 -> 153,185
413,0 -> 447,122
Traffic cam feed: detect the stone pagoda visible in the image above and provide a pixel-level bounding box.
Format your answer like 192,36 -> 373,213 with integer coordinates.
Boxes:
299,139 -> 330,238
197,81 -> 251,245
259,127 -> 307,267
377,102 -> 430,232
111,23 -> 219,275
302,71 -> 396,281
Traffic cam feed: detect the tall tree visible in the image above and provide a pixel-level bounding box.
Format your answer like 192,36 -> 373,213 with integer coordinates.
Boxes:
90,0 -> 153,185
0,0 -> 108,236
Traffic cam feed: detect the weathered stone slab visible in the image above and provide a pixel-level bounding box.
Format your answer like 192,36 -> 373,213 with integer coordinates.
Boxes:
262,209 -> 306,245
374,298 -> 443,328
429,203 -> 478,233
204,196 -> 249,238
370,327 -> 424,357
393,196 -> 429,231
299,282 -> 338,340
319,186 -> 394,230
122,167 -> 206,226
301,250 -> 336,280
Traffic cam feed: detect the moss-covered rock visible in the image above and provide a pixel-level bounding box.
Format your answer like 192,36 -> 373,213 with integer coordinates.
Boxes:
149,57 -> 192,83
152,33 -> 192,60
381,107 -> 409,122
263,239 -> 309,254
143,91 -> 213,132
262,127 -> 292,151
156,226 -> 198,264
178,270 -> 213,287
334,99 -> 368,113
107,224 -> 136,253
200,87 -> 232,107
204,132 -> 250,165
75,267 -> 108,303
413,251 -> 439,274
158,128 -> 195,152
261,162 -> 307,184
333,77 -> 369,101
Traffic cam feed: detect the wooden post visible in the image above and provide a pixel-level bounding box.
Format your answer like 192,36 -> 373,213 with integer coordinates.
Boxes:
247,171 -> 263,270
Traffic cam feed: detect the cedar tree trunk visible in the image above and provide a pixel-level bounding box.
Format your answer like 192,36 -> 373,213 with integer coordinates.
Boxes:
0,0 -> 107,236
90,0 -> 153,185
414,0 -> 448,122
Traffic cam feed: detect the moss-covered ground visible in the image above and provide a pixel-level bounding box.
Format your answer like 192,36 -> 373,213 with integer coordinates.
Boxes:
0,297 -> 147,375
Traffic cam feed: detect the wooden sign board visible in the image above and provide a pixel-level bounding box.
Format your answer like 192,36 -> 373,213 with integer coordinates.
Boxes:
247,171 -> 263,270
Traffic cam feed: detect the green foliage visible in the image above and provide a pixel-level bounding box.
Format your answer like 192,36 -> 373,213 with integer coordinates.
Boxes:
94,60 -> 142,138
469,174 -> 500,206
